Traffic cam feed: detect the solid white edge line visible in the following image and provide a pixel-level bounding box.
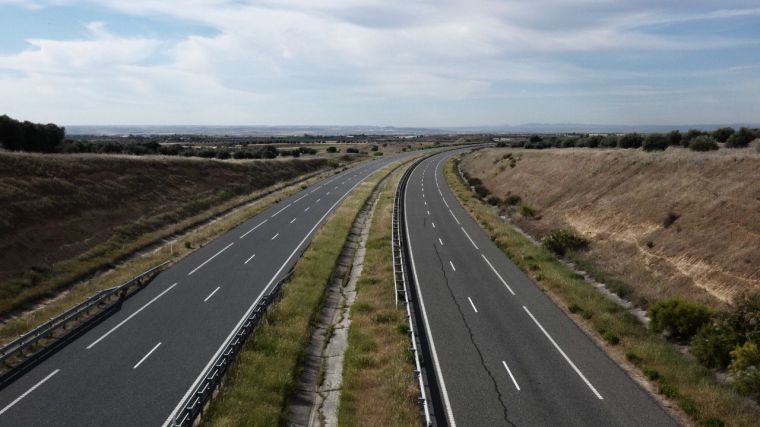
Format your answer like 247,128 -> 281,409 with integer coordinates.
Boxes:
239,219 -> 267,239
467,297 -> 478,313
0,369 -> 60,416
460,226 -> 479,250
244,253 -> 256,264
404,155 -> 457,427
133,342 -> 162,369
203,286 -> 221,302
188,242 -> 234,276
522,305 -> 603,399
481,254 -> 516,295
449,209 -> 460,224
163,159 -> 380,426
502,361 -> 521,391
87,283 -> 178,349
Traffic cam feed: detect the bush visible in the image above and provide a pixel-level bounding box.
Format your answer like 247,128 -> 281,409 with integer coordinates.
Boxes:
649,299 -> 712,342
643,133 -> 669,151
486,195 -> 501,206
542,229 -> 589,256
730,341 -> 760,373
346,147 -> 359,154
691,318 -> 741,369
326,146 -> 338,153
618,133 -> 643,149
683,129 -> 706,147
733,365 -> 760,401
689,135 -> 719,152
725,127 -> 755,148
600,135 -> 618,148
712,127 -> 735,143
504,194 -> 521,206
668,130 -> 682,146
370,145 -> 379,151
473,184 -> 490,198
520,204 -> 536,218
603,332 -> 620,345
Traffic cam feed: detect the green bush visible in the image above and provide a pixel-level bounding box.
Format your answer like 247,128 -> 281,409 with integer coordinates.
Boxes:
683,129 -> 706,147
520,204 -> 536,218
542,229 -> 589,256
603,332 -> 620,345
473,184 -> 490,198
733,365 -> 760,401
668,130 -> 682,146
504,194 -> 521,206
326,146 -> 338,153
689,136 -> 719,152
691,319 -> 741,369
486,195 -> 501,206
644,368 -> 660,380
649,299 -> 712,341
730,341 -> 760,373
618,133 -> 643,149
725,127 -> 755,148
643,133 -> 669,151
712,127 -> 735,143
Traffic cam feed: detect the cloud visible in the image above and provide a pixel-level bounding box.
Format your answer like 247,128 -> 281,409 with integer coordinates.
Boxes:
0,0 -> 759,125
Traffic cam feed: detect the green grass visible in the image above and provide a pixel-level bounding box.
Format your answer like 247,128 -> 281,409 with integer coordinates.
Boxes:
445,157 -> 760,427
338,166 -> 420,426
202,160 -> 409,426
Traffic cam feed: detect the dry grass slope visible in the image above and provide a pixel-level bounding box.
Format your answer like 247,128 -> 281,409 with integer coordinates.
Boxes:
0,152 -> 332,316
461,147 -> 760,307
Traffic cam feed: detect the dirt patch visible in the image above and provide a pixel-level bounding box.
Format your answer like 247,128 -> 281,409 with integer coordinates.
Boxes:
460,147 -> 760,307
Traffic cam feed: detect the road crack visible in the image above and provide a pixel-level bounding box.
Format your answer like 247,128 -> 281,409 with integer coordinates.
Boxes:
432,244 -> 517,427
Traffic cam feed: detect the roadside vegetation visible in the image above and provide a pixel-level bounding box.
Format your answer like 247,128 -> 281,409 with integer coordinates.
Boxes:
496,126 -> 760,152
201,160 -> 406,426
338,167 -> 420,425
0,162 -> 345,345
447,156 -> 760,426
0,153 -> 335,318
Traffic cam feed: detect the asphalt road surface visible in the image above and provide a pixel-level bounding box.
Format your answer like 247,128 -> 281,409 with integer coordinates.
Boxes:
0,153 -> 409,426
403,150 -> 677,426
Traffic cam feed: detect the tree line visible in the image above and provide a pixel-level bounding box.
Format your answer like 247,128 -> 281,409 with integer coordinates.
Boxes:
0,114 -> 65,153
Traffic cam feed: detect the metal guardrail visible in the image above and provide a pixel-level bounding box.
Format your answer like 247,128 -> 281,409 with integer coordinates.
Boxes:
0,260 -> 170,386
392,158 -> 434,426
169,267 -> 295,427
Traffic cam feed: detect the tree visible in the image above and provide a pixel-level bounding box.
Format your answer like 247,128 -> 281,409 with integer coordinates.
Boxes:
529,134 -> 543,143
667,130 -> 682,146
712,127 -> 735,143
643,133 -> 669,151
689,135 -> 719,151
618,133 -> 643,149
725,127 -> 755,148
326,146 -> 338,153
0,114 -> 65,153
683,129 -> 705,147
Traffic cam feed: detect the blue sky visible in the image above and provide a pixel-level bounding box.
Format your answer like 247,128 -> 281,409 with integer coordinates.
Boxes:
0,0 -> 758,127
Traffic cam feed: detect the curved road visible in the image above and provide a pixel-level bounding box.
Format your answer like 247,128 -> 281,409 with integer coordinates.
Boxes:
0,153 -> 410,426
404,150 -> 676,426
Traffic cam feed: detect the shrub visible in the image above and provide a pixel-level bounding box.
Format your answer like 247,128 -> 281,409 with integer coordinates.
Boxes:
659,383 -> 679,398
662,212 -> 680,228
730,341 -> 760,373
668,130 -> 682,146
702,418 -> 726,427
486,195 -> 501,206
683,129 -> 706,147
689,135 -> 718,151
529,134 -> 543,143
643,133 -> 669,151
370,145 -> 379,151
504,194 -> 521,206
473,184 -> 490,198
542,229 -> 589,256
712,127 -> 735,143
618,133 -> 643,149
600,135 -> 618,148
373,152 -> 383,156
568,303 -> 582,314
520,205 -> 536,218
649,299 -> 712,341
468,177 -> 482,186
691,319 -> 741,369
326,146 -> 338,153
625,351 -> 642,365
725,127 -> 755,148
346,147 -> 359,154
644,368 -> 660,381
603,332 -> 620,345
733,365 -> 760,401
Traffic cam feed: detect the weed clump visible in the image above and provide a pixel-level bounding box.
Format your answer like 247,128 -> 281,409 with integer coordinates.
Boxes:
541,229 -> 589,256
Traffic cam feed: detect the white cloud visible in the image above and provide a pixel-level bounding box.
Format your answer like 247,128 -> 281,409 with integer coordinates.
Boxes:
0,0 -> 759,125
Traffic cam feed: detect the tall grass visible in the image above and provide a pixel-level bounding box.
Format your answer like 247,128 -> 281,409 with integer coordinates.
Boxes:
339,167 -> 420,426
445,157 -> 760,427
202,160 -> 406,426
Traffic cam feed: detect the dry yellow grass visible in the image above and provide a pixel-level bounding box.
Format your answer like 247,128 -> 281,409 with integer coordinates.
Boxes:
461,147 -> 760,307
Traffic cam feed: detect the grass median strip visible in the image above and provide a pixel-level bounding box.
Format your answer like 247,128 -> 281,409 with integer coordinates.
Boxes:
444,156 -> 760,427
338,166 -> 420,426
201,160 -> 409,426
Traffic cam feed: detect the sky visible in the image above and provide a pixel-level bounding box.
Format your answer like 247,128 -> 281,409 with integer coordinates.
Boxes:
0,0 -> 759,127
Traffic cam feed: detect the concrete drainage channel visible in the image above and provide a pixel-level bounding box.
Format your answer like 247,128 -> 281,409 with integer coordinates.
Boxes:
287,165 -> 397,427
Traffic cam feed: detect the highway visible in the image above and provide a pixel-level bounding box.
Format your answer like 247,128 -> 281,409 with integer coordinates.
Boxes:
404,150 -> 677,426
0,153 -> 409,426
